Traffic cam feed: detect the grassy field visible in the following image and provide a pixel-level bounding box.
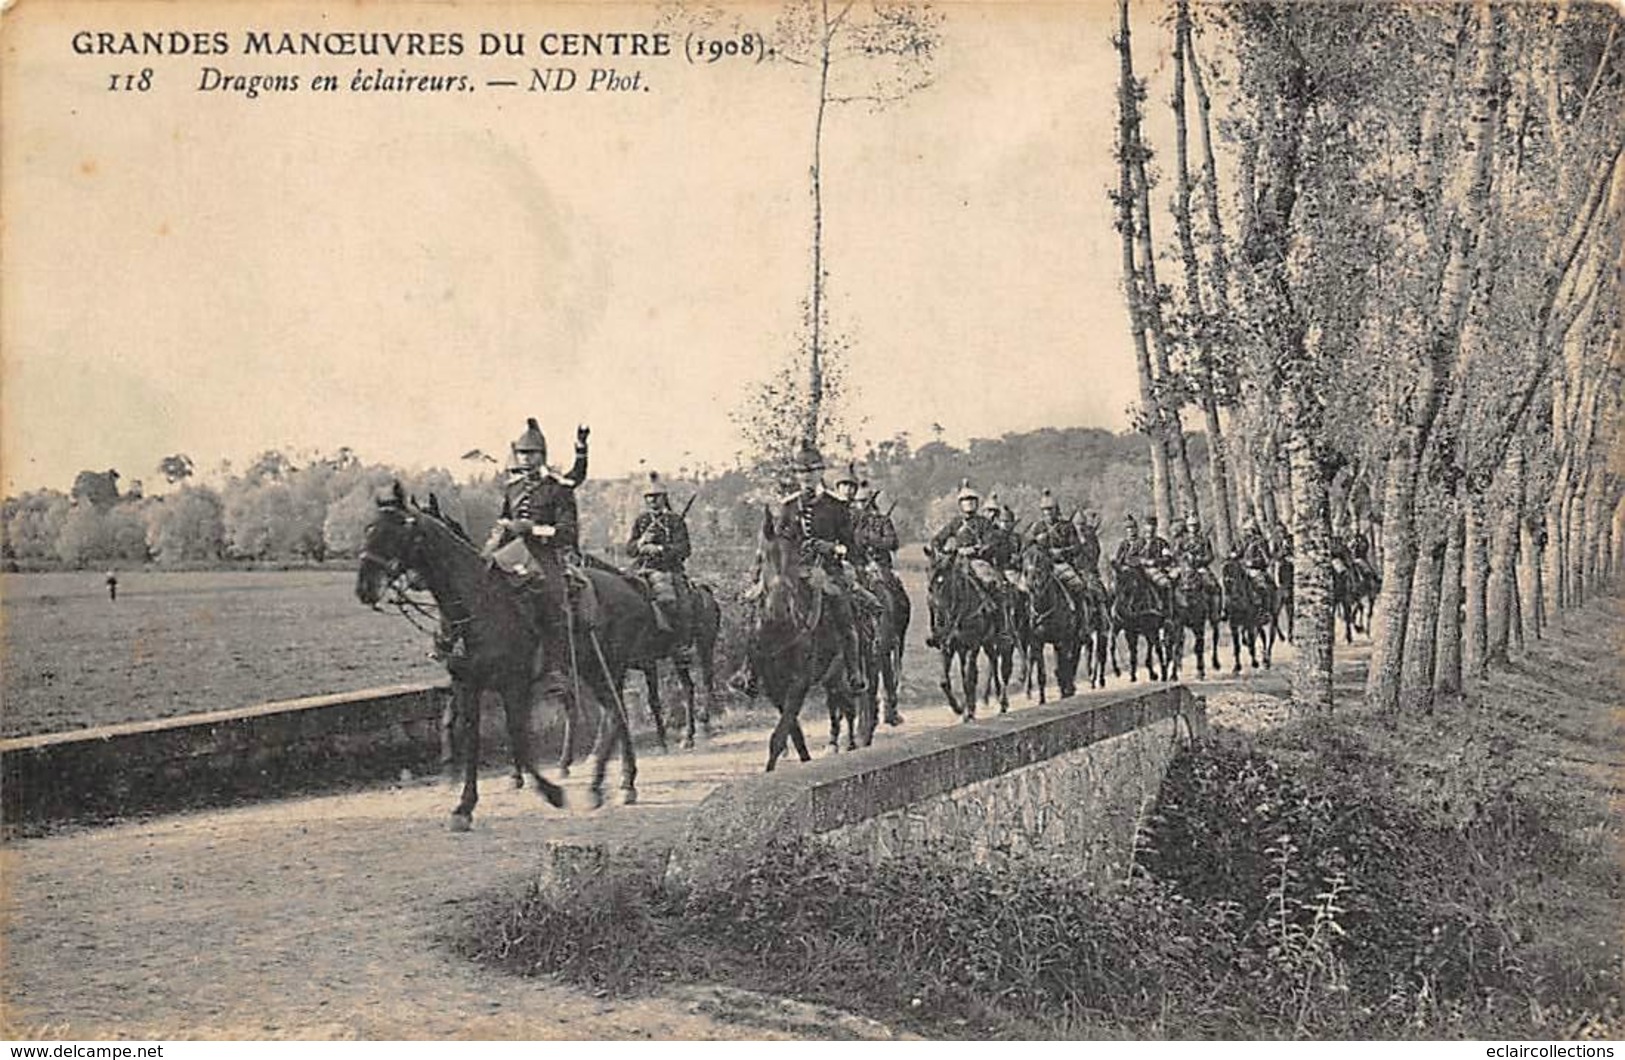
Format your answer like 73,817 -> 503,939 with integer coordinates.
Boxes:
0,558 -> 939,740
1,570 -> 448,738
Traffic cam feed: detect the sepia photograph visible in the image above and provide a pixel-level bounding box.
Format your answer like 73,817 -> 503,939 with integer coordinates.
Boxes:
2,0 -> 1621,1042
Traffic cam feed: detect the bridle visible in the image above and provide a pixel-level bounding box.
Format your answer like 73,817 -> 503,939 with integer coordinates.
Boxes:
359,509 -> 469,641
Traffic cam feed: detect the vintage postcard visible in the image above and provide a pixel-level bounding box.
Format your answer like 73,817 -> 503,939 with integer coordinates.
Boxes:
4,0 -> 1620,1043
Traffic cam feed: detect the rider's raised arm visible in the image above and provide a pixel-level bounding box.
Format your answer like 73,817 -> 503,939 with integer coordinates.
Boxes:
566,425 -> 589,484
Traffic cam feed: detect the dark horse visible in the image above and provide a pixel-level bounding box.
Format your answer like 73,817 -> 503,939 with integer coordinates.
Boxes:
1273,553 -> 1295,642
1221,555 -> 1277,673
356,484 -> 660,828
861,562 -> 911,730
925,548 -> 1007,720
1332,558 -> 1380,644
751,509 -> 860,772
1109,562 -> 1171,683
1020,543 -> 1082,702
564,562 -> 722,758
1165,564 -> 1223,681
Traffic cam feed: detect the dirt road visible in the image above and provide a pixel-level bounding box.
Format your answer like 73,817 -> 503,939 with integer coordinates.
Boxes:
2,641 -> 1304,1040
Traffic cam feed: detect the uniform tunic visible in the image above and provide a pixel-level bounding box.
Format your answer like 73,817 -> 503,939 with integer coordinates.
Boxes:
854,508 -> 900,567
627,509 -> 692,572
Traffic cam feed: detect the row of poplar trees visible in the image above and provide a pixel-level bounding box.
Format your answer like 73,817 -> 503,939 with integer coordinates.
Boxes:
1113,0 -> 1623,711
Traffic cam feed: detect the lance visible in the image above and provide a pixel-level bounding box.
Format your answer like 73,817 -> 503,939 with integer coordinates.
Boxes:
681,492 -> 699,518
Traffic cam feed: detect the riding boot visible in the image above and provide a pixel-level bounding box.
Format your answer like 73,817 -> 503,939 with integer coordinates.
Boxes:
651,600 -> 673,635
843,627 -> 868,693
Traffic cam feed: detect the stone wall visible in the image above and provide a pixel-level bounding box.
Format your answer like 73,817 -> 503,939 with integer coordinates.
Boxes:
665,685 -> 1206,893
1,683 -> 450,827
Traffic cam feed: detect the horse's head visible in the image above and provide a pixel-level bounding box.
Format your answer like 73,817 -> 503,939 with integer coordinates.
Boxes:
1020,541 -> 1052,584
754,506 -> 801,626
356,481 -> 424,607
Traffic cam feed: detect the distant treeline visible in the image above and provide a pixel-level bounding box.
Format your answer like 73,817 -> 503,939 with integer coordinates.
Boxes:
1,428 -> 1222,570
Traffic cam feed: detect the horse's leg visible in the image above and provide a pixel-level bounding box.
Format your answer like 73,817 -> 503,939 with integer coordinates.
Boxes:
675,663 -> 697,750
940,644 -> 961,716
1210,612 -> 1223,672
555,682 -> 576,778
503,690 -> 530,790
766,687 -> 791,773
1035,637 -> 1048,704
613,670 -> 639,803
1261,617 -> 1275,669
583,662 -> 637,808
1193,617 -> 1207,680
644,666 -> 669,754
827,680 -> 843,753
993,641 -> 1010,714
1230,617 -> 1243,674
450,683 -> 480,831
788,676 -> 813,762
961,648 -> 978,723
503,678 -> 564,809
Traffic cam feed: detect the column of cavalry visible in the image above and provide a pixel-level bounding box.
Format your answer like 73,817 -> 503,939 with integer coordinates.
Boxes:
355,418 -> 1380,829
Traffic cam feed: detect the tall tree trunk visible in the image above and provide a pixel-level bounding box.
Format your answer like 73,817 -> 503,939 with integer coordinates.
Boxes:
1510,544 -> 1526,652
1368,454 -> 1427,709
1436,508 -> 1466,697
1367,1 -> 1500,712
1114,0 -> 1173,531
1184,12 -> 1238,553
1122,12 -> 1197,527
1407,530 -> 1447,708
1464,489 -> 1490,684
1487,448 -> 1523,663
802,0 -> 835,451
1286,414 -> 1335,711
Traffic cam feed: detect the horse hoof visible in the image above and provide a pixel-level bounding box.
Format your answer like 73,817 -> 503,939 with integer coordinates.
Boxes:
511,775 -> 525,790
828,741 -> 840,754
681,737 -> 694,750
622,788 -> 638,806
537,781 -> 566,808
557,765 -> 571,779
448,813 -> 472,833
588,787 -> 605,810
885,713 -> 904,726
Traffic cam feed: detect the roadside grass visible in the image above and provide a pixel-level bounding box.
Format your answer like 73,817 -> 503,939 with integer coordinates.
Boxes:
457,597 -> 1624,1039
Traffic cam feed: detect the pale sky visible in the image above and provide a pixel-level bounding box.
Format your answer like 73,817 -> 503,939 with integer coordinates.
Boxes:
2,0 -> 1170,495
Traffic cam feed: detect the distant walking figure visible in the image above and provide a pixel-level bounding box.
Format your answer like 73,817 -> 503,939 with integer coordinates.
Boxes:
105,570 -> 118,601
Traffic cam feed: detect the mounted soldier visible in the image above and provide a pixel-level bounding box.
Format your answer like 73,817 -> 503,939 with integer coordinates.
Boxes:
829,464 -> 886,613
1141,513 -> 1175,610
852,479 -> 900,572
983,493 -> 1022,588
626,471 -> 690,636
926,479 -> 1010,647
1029,490 -> 1089,606
1173,513 -> 1219,598
1238,516 -> 1273,589
1272,519 -> 1295,562
483,417 -> 594,699
1074,509 -> 1106,599
776,445 -> 869,693
1346,522 -> 1376,596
